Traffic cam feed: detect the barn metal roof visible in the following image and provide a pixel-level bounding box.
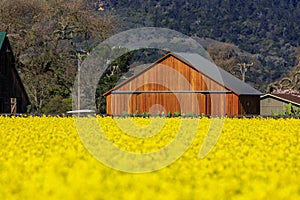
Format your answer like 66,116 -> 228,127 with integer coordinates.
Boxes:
0,32 -> 6,50
105,52 -> 263,96
173,52 -> 263,95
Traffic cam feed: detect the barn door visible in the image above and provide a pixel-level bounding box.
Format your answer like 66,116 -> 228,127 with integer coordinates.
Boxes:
136,93 -> 153,114
135,93 -> 180,115
10,98 -> 17,114
197,93 -> 206,114
206,94 -> 226,116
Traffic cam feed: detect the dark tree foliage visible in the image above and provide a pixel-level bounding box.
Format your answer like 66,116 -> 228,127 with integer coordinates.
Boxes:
0,0 -> 117,114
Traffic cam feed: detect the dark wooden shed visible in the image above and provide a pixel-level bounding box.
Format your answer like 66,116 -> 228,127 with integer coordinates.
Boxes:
103,52 -> 262,116
0,32 -> 30,113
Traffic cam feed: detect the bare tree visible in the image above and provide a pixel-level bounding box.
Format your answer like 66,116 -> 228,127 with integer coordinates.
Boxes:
0,0 -> 118,113
207,43 -> 260,80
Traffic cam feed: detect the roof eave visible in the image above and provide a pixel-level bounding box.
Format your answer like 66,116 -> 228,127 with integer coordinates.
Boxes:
261,94 -> 300,107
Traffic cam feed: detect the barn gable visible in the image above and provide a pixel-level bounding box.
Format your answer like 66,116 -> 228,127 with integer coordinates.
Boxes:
0,32 -> 30,113
104,52 -> 262,116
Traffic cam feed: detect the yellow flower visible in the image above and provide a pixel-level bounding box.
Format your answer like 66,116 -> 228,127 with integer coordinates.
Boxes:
0,116 -> 299,199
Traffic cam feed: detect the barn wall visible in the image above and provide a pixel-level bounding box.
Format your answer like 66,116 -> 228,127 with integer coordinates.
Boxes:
205,93 -> 239,116
238,95 -> 260,115
107,93 -> 204,115
10,66 -> 28,112
226,93 -> 239,115
0,45 -> 9,97
0,40 -> 11,113
106,94 -> 112,114
106,55 -> 255,116
0,38 -> 29,113
107,92 -> 240,116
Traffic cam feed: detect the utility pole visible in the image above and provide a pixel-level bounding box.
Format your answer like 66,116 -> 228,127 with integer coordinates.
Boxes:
237,62 -> 253,82
77,55 -> 81,110
76,51 -> 88,110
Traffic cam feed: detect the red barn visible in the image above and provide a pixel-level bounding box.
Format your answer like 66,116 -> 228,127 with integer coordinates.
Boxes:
104,52 -> 262,116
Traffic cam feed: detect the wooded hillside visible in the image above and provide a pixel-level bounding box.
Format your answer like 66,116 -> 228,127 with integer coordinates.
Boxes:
2,0 -> 300,113
107,0 -> 300,91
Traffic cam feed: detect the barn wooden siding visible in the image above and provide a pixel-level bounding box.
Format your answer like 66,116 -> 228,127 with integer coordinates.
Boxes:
238,95 -> 260,115
105,54 -> 261,116
0,32 -> 29,113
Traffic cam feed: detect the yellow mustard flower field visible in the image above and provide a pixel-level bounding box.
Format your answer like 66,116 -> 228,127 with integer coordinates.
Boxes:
0,116 -> 299,199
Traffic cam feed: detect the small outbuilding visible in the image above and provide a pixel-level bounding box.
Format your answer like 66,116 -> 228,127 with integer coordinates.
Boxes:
260,93 -> 300,115
104,52 -> 262,116
0,32 -> 30,113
